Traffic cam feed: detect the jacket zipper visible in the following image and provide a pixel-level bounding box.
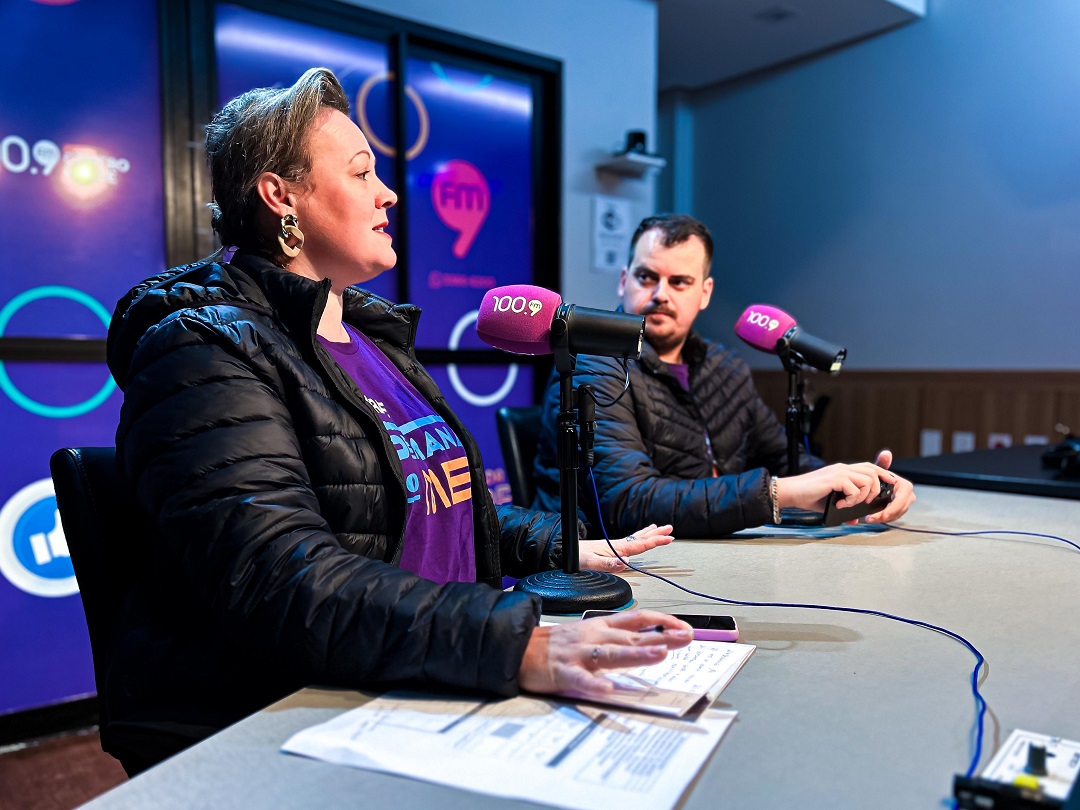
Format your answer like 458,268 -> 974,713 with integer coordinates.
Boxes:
307,286 -> 411,564
703,430 -> 720,477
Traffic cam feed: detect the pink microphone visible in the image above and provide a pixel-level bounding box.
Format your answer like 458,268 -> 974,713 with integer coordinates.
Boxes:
476,284 -> 644,359
476,285 -> 564,354
734,304 -> 846,373
734,304 -> 798,354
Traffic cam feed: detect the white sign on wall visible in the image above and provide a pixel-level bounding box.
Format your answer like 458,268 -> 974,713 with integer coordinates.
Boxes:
592,195 -> 632,273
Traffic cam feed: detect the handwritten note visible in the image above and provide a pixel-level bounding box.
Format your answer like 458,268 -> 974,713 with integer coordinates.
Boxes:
561,641 -> 755,717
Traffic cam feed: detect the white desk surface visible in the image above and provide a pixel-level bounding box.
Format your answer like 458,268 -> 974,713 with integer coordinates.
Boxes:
79,485 -> 1080,809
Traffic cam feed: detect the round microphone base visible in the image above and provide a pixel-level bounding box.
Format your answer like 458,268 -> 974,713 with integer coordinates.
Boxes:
513,570 -> 632,615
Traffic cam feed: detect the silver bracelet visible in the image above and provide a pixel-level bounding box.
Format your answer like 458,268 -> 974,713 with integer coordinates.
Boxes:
770,476 -> 781,524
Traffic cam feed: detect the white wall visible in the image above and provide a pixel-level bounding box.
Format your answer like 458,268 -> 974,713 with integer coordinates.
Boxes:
347,0 -> 659,307
670,0 -> 1080,370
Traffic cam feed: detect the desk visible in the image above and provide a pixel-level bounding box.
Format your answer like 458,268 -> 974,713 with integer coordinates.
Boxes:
891,444 -> 1080,499
79,486 -> 1080,809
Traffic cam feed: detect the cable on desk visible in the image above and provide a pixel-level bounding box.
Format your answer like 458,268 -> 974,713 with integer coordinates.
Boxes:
883,524 -> 1080,554
584,469 -> 989,779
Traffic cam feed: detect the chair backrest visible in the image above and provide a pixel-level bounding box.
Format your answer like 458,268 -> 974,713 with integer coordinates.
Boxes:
49,447 -> 147,722
495,405 -> 543,508
807,394 -> 831,458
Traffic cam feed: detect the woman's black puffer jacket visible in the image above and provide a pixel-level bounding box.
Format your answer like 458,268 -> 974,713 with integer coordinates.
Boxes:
104,252 -> 564,754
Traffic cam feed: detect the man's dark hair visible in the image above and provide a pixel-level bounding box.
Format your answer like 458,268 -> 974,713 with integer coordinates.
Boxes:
628,214 -> 714,277
204,67 -> 350,257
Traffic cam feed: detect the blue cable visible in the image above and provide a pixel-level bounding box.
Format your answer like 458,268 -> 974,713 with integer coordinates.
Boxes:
584,468 -> 990,778
883,524 -> 1080,554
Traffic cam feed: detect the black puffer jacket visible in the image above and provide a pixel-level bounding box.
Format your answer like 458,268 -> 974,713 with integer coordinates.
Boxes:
105,253 -> 562,754
532,331 -> 820,539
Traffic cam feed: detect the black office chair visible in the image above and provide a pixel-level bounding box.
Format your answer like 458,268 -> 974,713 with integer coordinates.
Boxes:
50,447 -> 154,774
807,394 -> 831,459
495,405 -> 543,508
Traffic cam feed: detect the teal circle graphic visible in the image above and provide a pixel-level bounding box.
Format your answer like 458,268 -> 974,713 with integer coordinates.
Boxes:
431,62 -> 494,93
0,285 -> 116,418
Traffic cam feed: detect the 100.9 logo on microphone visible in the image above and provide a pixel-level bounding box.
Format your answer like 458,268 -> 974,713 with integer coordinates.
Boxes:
488,294 -> 544,317
743,310 -> 782,331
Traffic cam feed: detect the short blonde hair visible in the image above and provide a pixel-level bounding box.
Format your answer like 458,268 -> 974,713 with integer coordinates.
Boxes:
205,67 -> 349,254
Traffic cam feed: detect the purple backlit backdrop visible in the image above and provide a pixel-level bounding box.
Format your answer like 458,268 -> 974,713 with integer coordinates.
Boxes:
0,0 -> 164,717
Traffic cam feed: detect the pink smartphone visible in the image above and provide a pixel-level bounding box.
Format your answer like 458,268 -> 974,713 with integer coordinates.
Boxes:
582,610 -> 740,642
673,613 -> 740,642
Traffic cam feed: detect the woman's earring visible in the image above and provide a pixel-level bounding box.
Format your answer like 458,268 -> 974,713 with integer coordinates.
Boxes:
278,214 -> 304,258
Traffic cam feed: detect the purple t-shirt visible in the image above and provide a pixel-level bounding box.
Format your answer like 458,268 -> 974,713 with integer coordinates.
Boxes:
318,324 -> 476,585
668,362 -> 691,390
667,361 -> 718,476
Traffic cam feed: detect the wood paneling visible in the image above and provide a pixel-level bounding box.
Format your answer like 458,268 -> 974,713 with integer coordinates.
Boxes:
751,370 -> 1080,463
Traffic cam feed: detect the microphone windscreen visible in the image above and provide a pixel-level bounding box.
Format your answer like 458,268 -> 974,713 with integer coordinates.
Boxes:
476,284 -> 563,355
734,304 -> 797,354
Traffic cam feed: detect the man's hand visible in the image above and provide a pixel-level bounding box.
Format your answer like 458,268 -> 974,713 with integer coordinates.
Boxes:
776,462 -> 890,512
517,610 -> 693,697
865,449 -> 916,523
579,523 -> 674,572
776,451 -> 915,523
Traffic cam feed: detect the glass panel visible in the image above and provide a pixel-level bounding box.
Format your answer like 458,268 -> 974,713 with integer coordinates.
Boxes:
404,56 -> 536,350
0,0 -> 165,338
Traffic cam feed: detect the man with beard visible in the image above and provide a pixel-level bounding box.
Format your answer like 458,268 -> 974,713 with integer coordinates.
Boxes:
531,214 -> 914,539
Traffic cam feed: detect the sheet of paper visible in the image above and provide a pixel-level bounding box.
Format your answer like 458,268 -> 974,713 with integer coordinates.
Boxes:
981,728 -> 1080,801
282,691 -> 737,810
564,641 -> 755,717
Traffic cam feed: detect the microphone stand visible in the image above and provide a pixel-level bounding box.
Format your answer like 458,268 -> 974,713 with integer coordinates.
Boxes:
512,318 -> 633,614
778,344 -> 809,479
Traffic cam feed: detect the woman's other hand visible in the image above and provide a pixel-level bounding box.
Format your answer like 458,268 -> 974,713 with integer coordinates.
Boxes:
578,524 -> 674,572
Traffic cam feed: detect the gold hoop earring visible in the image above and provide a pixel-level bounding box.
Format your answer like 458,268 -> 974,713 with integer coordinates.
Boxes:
278,214 -> 305,258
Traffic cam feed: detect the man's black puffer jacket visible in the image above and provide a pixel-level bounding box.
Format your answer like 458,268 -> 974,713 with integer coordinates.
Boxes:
104,252 -> 563,756
532,331 -> 820,539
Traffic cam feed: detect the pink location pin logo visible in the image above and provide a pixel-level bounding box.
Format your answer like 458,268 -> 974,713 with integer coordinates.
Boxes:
432,160 -> 490,258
